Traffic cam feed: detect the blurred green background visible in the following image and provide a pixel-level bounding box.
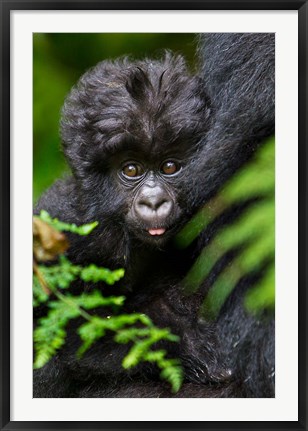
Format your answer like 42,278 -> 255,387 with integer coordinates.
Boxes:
33,33 -> 197,200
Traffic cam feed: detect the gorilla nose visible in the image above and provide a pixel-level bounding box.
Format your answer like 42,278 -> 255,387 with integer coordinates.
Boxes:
135,189 -> 173,220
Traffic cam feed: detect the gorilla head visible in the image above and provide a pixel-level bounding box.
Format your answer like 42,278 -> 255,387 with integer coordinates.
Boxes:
60,53 -> 212,247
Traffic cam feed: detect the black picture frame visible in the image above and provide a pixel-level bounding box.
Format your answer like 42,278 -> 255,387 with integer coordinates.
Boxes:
1,1 -> 307,430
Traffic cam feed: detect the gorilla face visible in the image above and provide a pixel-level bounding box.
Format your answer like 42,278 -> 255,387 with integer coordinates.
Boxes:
60,53 -> 212,247
114,153 -> 186,245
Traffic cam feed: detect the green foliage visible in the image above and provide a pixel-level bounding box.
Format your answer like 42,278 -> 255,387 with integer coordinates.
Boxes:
80,264 -> 125,285
176,138 -> 275,249
34,256 -> 125,305
115,326 -> 183,393
33,214 -> 183,392
34,291 -> 126,369
39,209 -> 98,235
244,267 -> 275,312
176,137 -> 275,318
34,298 -> 80,369
33,275 -> 49,307
76,314 -> 183,392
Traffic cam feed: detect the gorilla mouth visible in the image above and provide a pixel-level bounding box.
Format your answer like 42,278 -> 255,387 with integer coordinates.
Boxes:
148,228 -> 166,236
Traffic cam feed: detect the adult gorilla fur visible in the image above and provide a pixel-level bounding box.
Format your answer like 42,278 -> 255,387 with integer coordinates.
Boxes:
34,33 -> 275,398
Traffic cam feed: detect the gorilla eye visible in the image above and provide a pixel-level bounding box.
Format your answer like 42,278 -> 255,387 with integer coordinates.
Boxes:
122,163 -> 144,178
161,161 -> 180,176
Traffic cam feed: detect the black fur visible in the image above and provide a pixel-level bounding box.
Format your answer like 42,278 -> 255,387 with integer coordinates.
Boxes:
186,33 -> 275,207
34,34 -> 275,398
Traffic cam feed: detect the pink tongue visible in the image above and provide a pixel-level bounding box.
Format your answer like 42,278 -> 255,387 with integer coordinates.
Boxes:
148,228 -> 166,236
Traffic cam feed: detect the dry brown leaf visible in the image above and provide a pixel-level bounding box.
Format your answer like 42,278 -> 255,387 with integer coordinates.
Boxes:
33,217 -> 69,262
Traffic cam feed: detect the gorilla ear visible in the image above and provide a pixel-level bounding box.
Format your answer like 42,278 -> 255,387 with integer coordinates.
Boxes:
125,67 -> 153,101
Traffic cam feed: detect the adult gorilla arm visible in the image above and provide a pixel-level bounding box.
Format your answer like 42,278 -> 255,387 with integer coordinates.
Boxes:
187,33 -> 275,207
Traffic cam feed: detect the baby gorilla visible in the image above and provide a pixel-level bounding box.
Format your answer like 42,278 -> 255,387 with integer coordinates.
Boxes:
60,53 -> 211,248
34,52 -> 232,398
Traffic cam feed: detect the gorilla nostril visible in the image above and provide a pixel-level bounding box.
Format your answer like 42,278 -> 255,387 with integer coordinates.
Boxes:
139,197 -> 167,211
136,198 -> 173,219
157,200 -> 172,217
